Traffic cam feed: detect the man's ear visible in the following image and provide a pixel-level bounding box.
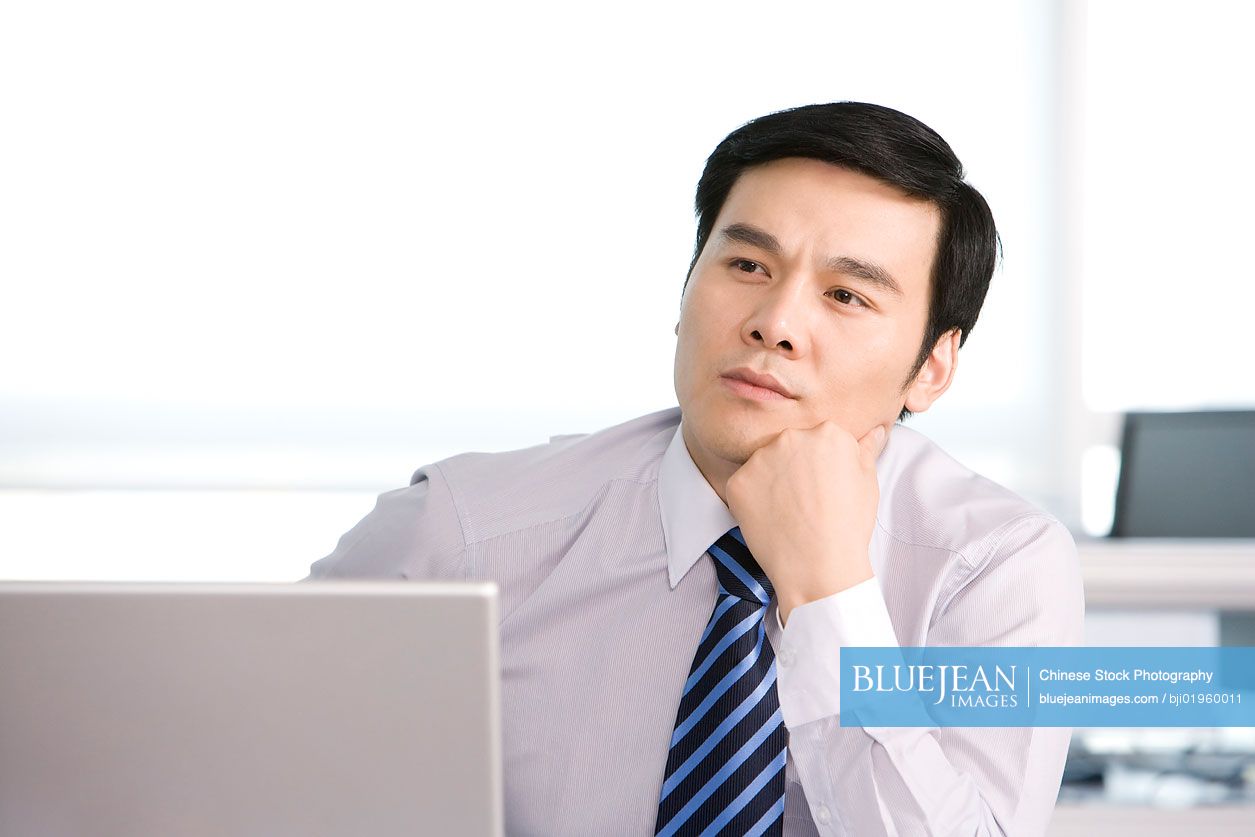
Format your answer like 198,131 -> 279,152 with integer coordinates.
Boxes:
902,328 -> 961,414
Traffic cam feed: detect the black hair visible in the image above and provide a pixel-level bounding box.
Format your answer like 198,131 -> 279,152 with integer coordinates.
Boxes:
682,102 -> 999,423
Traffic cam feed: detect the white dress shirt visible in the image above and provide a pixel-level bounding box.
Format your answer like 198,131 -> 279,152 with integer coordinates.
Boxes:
307,405 -> 1084,836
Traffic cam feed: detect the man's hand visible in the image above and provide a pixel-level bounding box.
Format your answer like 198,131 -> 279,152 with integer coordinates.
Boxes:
724,420 -> 892,626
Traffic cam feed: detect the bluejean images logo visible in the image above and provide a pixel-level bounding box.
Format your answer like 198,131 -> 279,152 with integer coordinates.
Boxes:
851,662 -> 1019,708
839,647 -> 1255,728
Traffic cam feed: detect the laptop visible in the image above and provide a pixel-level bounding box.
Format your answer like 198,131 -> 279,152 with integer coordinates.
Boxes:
1111,409 -> 1255,537
0,581 -> 503,837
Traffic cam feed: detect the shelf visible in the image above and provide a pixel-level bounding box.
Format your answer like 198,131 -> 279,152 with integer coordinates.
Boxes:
1077,539 -> 1255,610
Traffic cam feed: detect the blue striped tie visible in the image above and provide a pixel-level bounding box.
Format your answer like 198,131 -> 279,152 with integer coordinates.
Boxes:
655,526 -> 787,836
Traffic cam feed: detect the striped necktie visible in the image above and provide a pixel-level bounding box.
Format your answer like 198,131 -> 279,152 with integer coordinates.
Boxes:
654,526 -> 787,836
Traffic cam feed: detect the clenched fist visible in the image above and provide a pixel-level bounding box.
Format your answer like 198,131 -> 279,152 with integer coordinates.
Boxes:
724,420 -> 892,625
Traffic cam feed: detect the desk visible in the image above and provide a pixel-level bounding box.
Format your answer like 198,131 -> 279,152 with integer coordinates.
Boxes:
1078,539 -> 1255,610
1055,540 -> 1255,832
1048,803 -> 1253,836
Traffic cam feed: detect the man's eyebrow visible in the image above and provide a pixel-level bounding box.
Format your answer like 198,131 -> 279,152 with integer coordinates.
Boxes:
715,222 -> 905,298
825,255 -> 904,298
717,222 -> 784,256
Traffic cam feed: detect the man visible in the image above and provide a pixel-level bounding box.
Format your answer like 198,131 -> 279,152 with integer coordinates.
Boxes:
308,102 -> 1084,836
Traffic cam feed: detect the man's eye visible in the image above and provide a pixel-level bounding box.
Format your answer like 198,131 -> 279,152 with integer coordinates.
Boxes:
829,289 -> 867,307
731,258 -> 764,274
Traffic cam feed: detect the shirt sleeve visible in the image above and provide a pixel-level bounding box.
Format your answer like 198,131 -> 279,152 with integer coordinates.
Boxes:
774,576 -> 899,723
775,516 -> 1085,837
304,462 -> 467,581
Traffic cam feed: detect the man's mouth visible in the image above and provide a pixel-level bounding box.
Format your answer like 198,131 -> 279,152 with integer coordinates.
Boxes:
720,367 -> 796,399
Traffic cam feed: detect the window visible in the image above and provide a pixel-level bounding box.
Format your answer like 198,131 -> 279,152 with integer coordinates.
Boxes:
1,1 -> 1079,578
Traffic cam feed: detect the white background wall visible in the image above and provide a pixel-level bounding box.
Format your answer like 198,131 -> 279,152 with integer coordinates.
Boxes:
1,0 -> 1250,581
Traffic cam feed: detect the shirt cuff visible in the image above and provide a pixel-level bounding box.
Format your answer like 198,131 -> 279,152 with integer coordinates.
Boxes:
774,576 -> 899,728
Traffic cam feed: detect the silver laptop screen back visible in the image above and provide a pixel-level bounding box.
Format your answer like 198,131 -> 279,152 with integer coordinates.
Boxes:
0,581 -> 503,837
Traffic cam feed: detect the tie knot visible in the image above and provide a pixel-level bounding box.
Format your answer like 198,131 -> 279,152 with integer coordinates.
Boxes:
709,527 -> 774,606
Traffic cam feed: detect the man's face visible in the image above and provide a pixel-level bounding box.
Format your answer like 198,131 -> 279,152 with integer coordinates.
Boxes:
673,157 -> 945,480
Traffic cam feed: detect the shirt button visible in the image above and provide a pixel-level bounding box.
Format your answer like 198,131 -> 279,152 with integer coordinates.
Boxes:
778,647 -> 796,668
814,804 -> 832,825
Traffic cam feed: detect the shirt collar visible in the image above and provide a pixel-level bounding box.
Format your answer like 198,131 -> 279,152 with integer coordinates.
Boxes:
657,417 -> 901,590
657,420 -> 738,589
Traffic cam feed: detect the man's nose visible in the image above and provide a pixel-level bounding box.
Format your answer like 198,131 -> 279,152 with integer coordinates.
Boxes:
744,279 -> 812,355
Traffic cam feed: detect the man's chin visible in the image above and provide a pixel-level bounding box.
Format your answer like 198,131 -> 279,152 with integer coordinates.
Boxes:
703,420 -> 786,466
